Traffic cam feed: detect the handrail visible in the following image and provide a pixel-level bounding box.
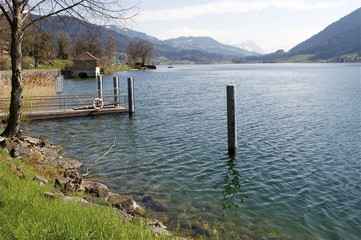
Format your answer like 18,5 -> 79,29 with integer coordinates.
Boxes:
0,93 -> 128,113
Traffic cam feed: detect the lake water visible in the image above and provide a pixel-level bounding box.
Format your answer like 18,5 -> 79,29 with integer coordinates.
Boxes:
25,63 -> 361,239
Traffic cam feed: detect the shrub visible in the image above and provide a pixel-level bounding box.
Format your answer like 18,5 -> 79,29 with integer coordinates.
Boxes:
22,56 -> 35,69
0,55 -> 11,70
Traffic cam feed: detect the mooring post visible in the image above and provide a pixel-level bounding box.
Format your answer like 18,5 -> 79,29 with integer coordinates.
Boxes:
128,77 -> 135,114
97,75 -> 103,99
113,76 -> 120,107
227,85 -> 237,153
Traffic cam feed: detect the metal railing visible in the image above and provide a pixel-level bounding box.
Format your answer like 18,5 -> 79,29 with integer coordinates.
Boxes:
0,89 -> 128,116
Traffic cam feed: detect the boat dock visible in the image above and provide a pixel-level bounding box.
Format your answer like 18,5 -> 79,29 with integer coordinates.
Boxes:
0,76 -> 136,122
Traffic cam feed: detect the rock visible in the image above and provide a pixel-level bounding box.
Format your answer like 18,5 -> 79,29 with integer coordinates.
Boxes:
63,169 -> 80,178
117,209 -> 133,221
65,176 -> 84,192
61,196 -> 93,207
1,137 -> 31,159
141,195 -> 167,212
41,148 -> 59,162
54,177 -> 72,188
34,175 -> 48,185
134,203 -> 146,216
39,135 -> 50,148
1,138 -> 17,152
146,219 -> 169,236
23,136 -> 41,146
83,180 -> 109,198
43,191 -> 64,199
179,223 -> 211,238
107,193 -> 139,214
48,158 -> 83,170
10,145 -> 30,158
16,130 -> 25,139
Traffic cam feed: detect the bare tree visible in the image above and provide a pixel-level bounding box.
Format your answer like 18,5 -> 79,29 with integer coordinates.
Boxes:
55,31 -> 72,59
106,35 -> 117,64
126,40 -> 139,67
126,39 -> 154,67
0,0 -> 136,137
73,34 -> 102,58
137,39 -> 153,66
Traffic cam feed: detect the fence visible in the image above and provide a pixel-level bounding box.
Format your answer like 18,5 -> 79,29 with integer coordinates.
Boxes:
0,88 -> 128,116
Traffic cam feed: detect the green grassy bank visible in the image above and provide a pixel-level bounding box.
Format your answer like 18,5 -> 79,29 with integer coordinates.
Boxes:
0,147 -> 166,240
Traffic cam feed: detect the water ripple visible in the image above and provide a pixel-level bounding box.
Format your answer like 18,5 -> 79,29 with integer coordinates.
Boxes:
24,63 -> 361,239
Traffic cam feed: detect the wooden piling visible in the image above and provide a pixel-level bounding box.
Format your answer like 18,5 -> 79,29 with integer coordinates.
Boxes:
128,77 -> 135,113
113,76 -> 120,107
227,85 -> 237,153
97,75 -> 103,99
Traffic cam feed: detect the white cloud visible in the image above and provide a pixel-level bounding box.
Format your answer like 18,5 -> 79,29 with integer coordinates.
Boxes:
137,0 -> 346,21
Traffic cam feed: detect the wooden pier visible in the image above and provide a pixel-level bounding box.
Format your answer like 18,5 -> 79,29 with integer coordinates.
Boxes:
8,107 -> 129,121
0,76 -> 135,122
0,92 -> 130,121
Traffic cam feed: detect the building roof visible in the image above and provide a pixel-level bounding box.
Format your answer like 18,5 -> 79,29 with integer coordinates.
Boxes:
73,52 -> 100,61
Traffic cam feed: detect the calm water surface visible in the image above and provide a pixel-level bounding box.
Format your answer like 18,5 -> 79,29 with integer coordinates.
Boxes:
25,63 -> 361,239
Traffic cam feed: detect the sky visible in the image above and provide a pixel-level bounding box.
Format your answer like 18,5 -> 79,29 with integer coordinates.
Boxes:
125,0 -> 360,53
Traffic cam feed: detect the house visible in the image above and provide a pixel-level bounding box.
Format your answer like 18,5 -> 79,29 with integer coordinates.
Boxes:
72,52 -> 101,78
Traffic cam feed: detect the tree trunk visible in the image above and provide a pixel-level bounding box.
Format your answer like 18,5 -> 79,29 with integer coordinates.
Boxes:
1,14 -> 24,138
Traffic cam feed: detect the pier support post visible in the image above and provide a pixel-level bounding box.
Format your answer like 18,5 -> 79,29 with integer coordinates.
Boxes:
128,77 -> 135,114
113,76 -> 120,107
97,75 -> 103,99
227,85 -> 237,154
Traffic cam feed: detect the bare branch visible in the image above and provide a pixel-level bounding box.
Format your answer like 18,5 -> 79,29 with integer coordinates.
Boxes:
23,0 -> 87,29
0,2 -> 12,23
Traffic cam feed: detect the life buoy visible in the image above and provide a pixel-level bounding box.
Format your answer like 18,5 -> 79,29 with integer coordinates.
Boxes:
92,98 -> 104,109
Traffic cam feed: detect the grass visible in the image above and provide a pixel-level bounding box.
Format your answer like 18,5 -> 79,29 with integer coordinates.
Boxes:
0,71 -> 56,115
101,64 -> 132,75
26,60 -> 72,70
280,54 -> 315,63
0,148 -> 167,240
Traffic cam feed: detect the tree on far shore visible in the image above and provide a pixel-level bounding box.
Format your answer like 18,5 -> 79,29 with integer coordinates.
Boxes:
126,39 -> 154,67
0,0 -> 137,138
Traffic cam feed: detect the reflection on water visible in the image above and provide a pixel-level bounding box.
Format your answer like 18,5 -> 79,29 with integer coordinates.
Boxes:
221,155 -> 247,210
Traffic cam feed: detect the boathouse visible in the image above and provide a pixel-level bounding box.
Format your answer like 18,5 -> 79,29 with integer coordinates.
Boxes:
72,52 -> 101,78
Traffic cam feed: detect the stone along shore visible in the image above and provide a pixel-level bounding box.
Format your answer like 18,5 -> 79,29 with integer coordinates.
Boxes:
0,132 -> 170,237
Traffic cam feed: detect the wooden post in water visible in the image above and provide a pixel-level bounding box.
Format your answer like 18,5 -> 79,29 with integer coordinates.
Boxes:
113,76 -> 120,107
128,77 -> 135,114
227,85 -> 237,153
97,75 -> 103,99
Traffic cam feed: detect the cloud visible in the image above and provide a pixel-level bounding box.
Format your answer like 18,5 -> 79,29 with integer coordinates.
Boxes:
137,0 -> 346,22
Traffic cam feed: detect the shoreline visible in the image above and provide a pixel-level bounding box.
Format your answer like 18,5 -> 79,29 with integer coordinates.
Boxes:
0,132 -> 171,238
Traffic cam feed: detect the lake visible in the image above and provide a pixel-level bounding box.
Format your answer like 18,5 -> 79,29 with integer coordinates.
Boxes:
25,63 -> 361,239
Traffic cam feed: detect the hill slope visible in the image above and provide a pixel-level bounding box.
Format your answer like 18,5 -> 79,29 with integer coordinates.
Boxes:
288,8 -> 361,59
164,36 -> 258,56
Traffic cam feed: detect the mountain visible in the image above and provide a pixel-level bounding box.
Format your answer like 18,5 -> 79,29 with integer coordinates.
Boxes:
288,7 -> 361,60
229,40 -> 265,54
34,15 -> 257,63
105,25 -> 162,45
163,36 -> 259,56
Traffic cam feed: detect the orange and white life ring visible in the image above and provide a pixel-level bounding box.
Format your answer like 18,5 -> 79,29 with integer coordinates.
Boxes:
92,98 -> 104,109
